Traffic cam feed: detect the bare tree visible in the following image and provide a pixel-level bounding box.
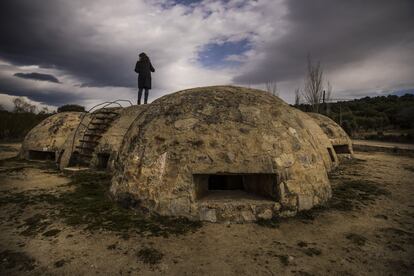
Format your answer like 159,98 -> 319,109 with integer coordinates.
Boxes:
325,81 -> 333,115
294,88 -> 301,106
265,81 -> 279,97
325,81 -> 332,101
13,97 -> 36,113
302,55 -> 324,112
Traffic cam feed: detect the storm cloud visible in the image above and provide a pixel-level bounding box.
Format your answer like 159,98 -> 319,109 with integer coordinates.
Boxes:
14,72 -> 60,83
0,0 -> 135,88
233,0 -> 414,85
0,0 -> 413,108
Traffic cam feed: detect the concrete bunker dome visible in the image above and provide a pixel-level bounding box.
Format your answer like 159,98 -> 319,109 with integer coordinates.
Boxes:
20,112 -> 83,161
111,86 -> 332,222
308,112 -> 354,156
294,112 -> 339,171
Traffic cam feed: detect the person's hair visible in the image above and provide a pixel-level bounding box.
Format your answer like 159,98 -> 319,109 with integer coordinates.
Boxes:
139,52 -> 150,62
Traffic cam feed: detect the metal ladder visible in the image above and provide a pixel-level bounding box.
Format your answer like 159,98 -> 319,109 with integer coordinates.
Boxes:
68,99 -> 133,167
75,108 -> 119,166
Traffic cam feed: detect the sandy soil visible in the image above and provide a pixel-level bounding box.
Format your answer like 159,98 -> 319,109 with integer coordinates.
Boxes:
0,144 -> 413,276
0,143 -> 21,160
353,140 -> 414,151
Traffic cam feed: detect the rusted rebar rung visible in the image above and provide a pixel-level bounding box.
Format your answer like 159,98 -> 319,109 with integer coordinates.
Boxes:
90,121 -> 111,126
79,140 -> 99,144
76,146 -> 95,151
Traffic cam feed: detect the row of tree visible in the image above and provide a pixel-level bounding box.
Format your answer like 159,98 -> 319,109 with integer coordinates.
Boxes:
0,98 -> 85,141
264,55 -> 414,142
296,93 -> 414,132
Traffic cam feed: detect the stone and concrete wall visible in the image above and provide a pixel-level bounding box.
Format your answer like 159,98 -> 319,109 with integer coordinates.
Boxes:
308,112 -> 354,156
89,105 -> 149,170
295,111 -> 339,171
58,113 -> 93,169
21,112 -> 83,161
111,86 -> 332,222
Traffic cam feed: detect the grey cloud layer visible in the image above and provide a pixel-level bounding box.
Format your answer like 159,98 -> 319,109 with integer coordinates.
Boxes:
0,73 -> 85,106
0,0 -> 136,88
0,0 -> 413,108
234,0 -> 414,84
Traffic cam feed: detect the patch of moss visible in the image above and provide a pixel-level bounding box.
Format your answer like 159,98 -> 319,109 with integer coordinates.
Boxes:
379,227 -> 413,243
345,233 -> 367,246
303,247 -> 322,256
256,217 -> 280,228
0,156 -> 20,166
137,247 -> 163,265
42,229 -> 61,237
297,241 -> 308,247
0,250 -> 36,271
107,243 -> 117,250
0,191 -> 61,208
20,214 -> 51,237
189,139 -> 204,147
0,157 -> 57,172
0,145 -> 18,152
329,180 -> 390,211
255,169 -> 390,228
296,209 -> 316,221
54,259 -> 66,268
404,166 -> 414,173
55,171 -> 201,236
1,170 -> 201,237
276,254 -> 291,266
0,166 -> 28,174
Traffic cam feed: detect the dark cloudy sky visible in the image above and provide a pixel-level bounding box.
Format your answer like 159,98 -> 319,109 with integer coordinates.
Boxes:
0,0 -> 413,110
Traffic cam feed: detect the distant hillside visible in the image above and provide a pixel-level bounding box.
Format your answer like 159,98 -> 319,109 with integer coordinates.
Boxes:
296,93 -> 414,143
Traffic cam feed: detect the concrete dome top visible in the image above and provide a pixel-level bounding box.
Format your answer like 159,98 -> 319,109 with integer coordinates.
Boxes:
111,86 -> 332,222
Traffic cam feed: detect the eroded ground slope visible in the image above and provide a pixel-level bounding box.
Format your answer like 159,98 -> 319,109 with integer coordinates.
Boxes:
0,143 -> 413,275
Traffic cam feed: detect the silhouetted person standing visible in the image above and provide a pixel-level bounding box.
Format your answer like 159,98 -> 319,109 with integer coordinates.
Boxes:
134,52 -> 155,105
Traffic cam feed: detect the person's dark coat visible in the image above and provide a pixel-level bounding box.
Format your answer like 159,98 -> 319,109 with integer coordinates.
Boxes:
134,59 -> 155,89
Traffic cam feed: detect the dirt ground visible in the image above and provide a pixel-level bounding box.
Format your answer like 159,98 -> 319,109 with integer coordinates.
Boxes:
0,143 -> 413,276
353,140 -> 414,151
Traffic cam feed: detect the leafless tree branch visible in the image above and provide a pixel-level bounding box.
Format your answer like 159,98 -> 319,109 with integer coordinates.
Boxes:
302,55 -> 324,112
265,81 -> 279,97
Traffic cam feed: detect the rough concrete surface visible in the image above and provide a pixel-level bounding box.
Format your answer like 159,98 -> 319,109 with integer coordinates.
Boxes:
111,86 -> 332,221
308,112 -> 354,156
20,112 -> 82,160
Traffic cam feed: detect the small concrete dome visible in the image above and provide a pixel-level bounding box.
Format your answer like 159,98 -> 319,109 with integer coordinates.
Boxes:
308,113 -> 354,156
111,86 -> 332,222
59,105 -> 148,170
21,112 -> 82,161
89,105 -> 148,170
295,112 -> 339,171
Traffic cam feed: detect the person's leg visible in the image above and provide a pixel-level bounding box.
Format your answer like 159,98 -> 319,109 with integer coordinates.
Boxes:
138,88 -> 143,105
144,88 -> 149,104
